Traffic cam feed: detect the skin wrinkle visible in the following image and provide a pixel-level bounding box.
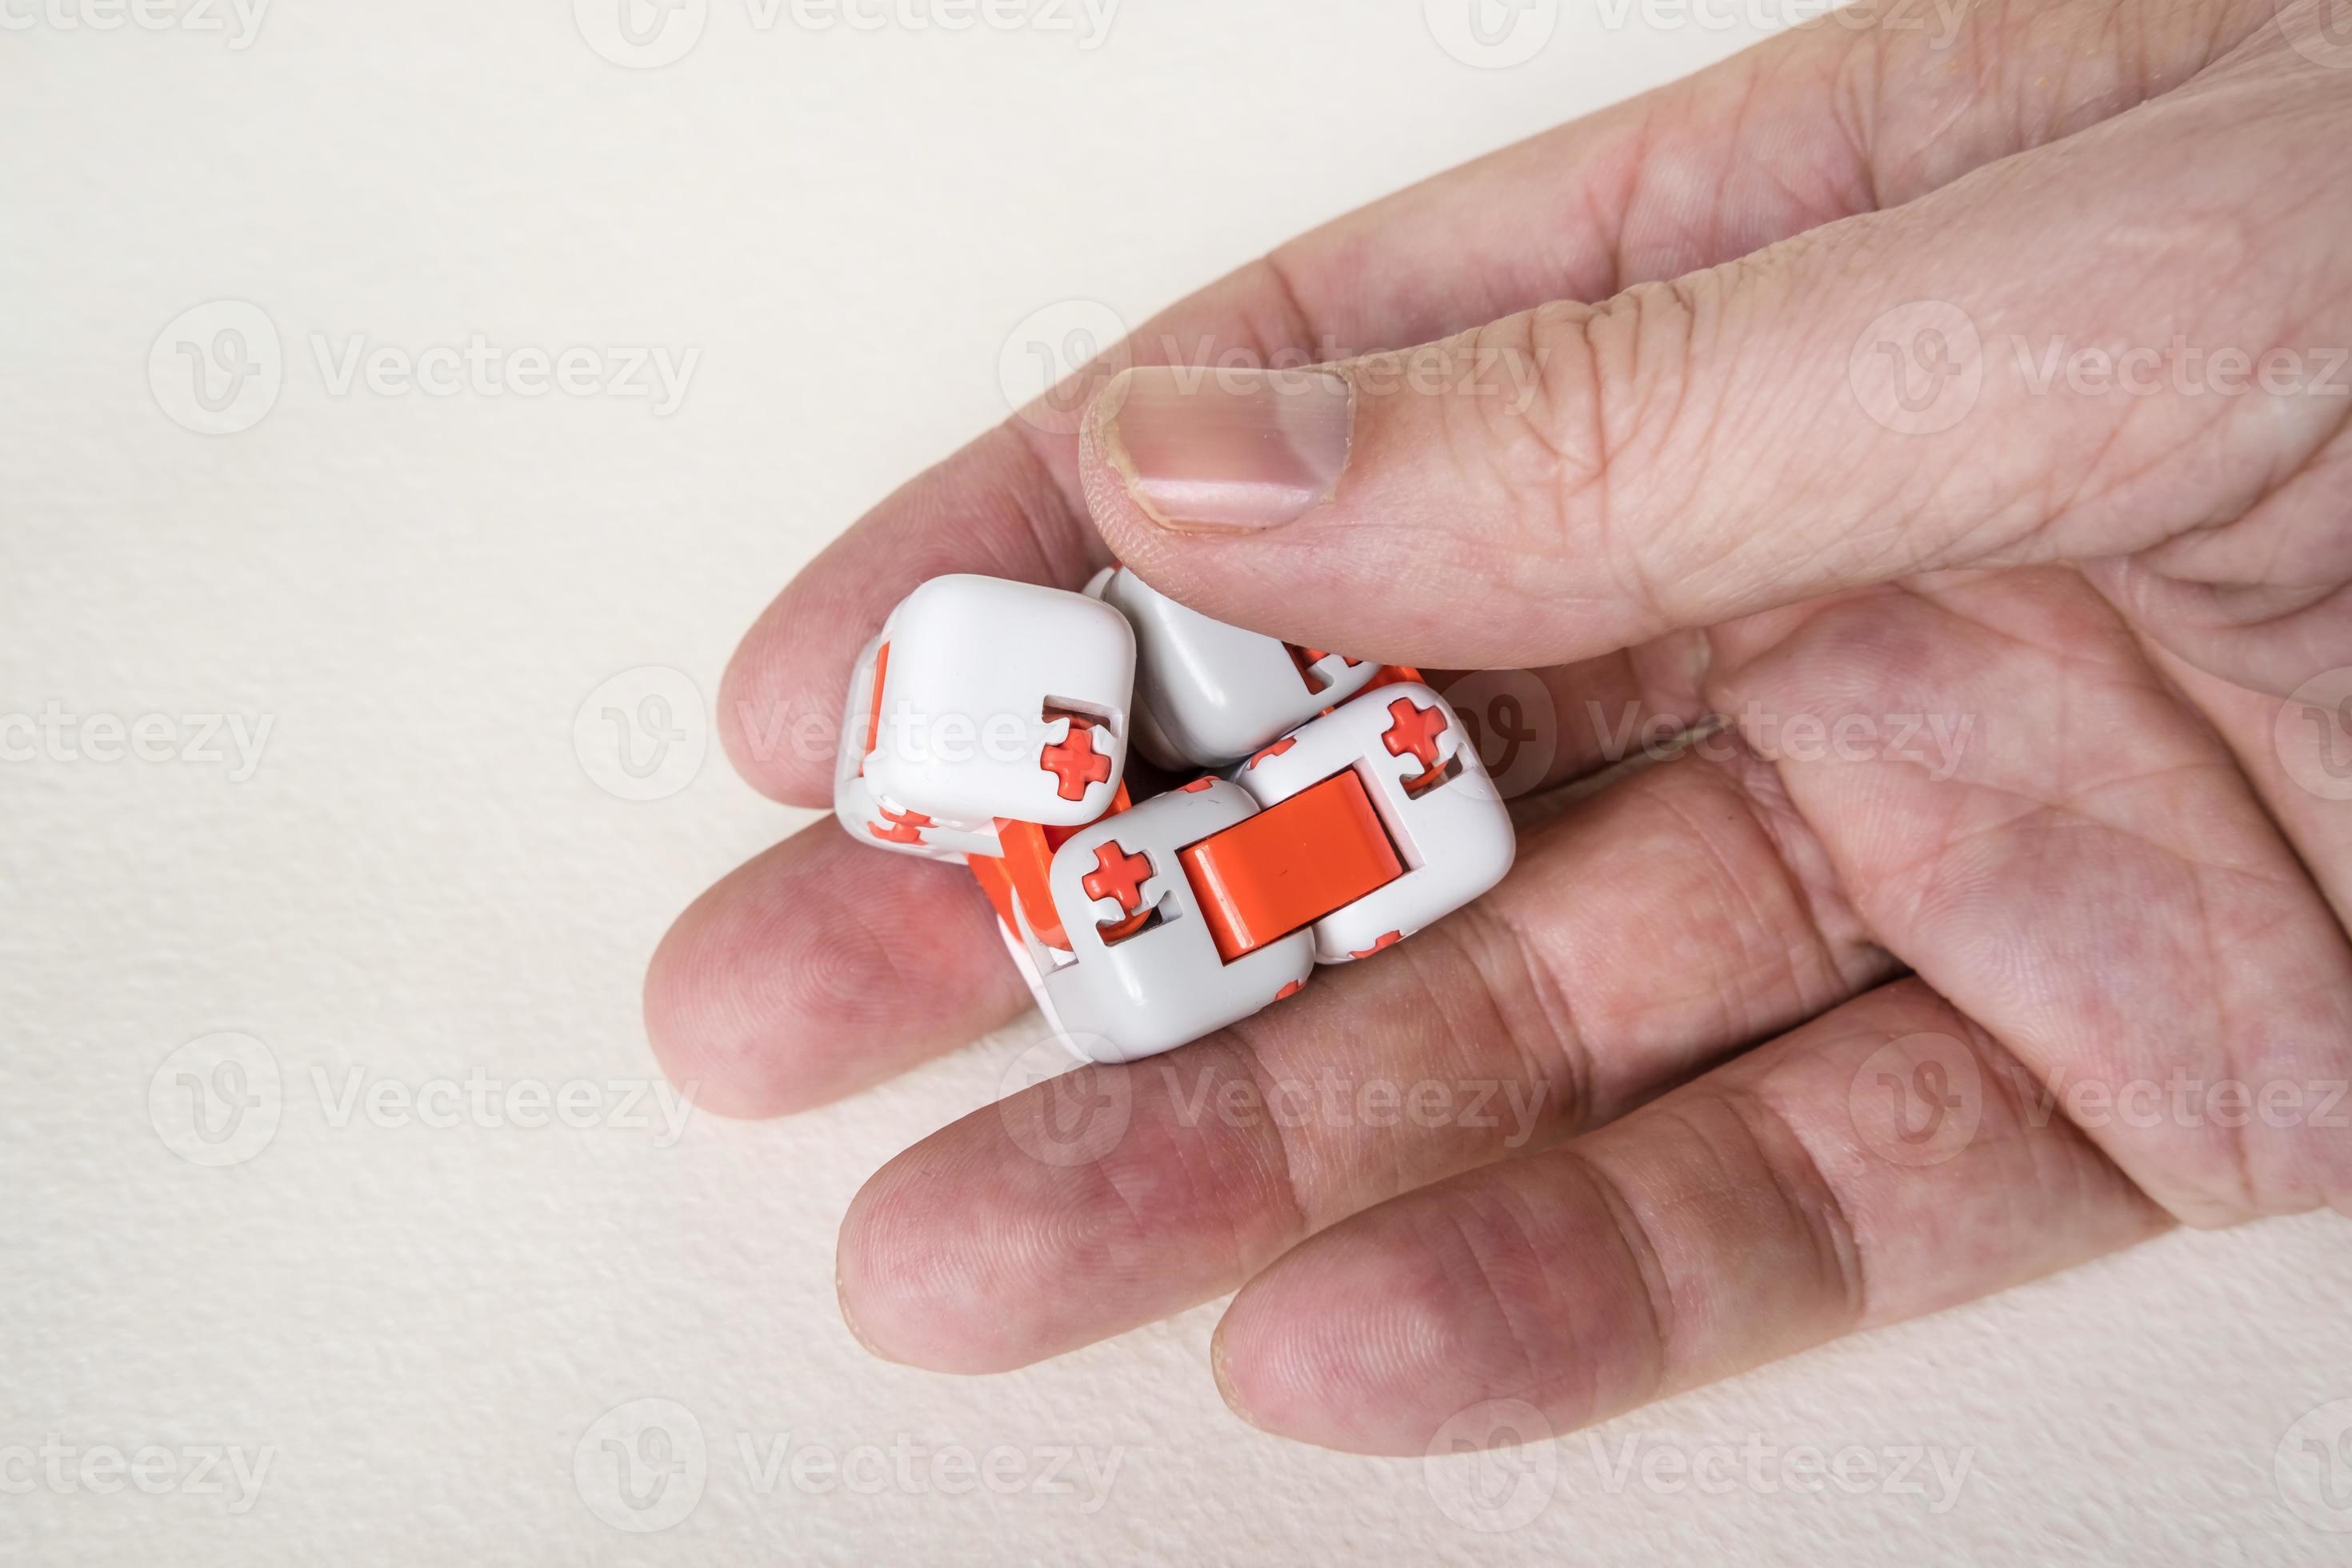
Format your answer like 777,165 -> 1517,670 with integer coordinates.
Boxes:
1167,1040 -> 1305,1281
995,421 -> 1109,586
2178,860 -> 2265,1223
2141,634 -> 2352,937
1814,754 -> 2326,1222
1605,90 -> 1686,294
1718,1082 -> 1872,1329
1648,767 -> 1843,1038
1960,1001 -> 2152,1255
932,426 -> 1092,585
1897,570 -> 2179,687
1435,1191 -> 1553,1399
1542,1150 -> 1677,1414
1855,764 -> 2291,949
1414,909 -> 1596,1150
1558,294 -> 1684,644
2186,395 -> 2352,580
1711,749 -> 1893,979
1217,1015 -> 1376,1237
1626,271 -> 1721,603
1830,22 -> 1890,213
1730,62 -> 1862,242
1242,250 -> 1327,374
1586,1110 -> 1750,1397
1431,330 -> 1538,577
1573,119 -> 1634,303
1073,1097 -> 1202,1293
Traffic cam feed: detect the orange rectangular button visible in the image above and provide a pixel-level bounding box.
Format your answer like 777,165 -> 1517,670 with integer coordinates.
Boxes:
1181,771 -> 1402,964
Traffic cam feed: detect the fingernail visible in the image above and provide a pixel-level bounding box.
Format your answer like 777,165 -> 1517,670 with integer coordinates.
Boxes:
1094,366 -> 1354,531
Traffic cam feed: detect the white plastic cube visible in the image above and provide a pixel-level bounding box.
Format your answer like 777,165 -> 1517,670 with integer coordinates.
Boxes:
862,576 -> 1136,829
1089,566 -> 1379,769
1234,682 -> 1516,965
832,634 -> 1003,860
1039,779 -> 1314,1063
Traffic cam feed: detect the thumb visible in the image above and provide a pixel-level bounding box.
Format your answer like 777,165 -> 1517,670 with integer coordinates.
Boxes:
1076,110 -> 2340,669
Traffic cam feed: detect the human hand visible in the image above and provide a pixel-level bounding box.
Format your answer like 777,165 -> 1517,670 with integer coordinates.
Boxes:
647,0 -> 2352,1455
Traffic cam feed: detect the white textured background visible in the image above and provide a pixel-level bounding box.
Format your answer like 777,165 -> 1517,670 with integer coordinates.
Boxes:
3,2 -> 2349,1562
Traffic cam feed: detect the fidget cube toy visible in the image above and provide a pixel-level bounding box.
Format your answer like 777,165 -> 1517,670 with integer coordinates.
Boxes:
835,570 -> 1517,1063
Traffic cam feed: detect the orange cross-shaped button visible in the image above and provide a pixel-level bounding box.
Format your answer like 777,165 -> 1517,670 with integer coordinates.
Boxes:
1381,697 -> 1449,773
1082,842 -> 1154,916
1040,718 -> 1113,801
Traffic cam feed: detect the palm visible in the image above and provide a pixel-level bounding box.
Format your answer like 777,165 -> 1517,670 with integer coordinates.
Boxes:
1687,562 -> 2348,1226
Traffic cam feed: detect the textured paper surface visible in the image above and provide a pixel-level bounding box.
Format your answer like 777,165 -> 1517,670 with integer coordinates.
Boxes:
2,3 -> 2348,1562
